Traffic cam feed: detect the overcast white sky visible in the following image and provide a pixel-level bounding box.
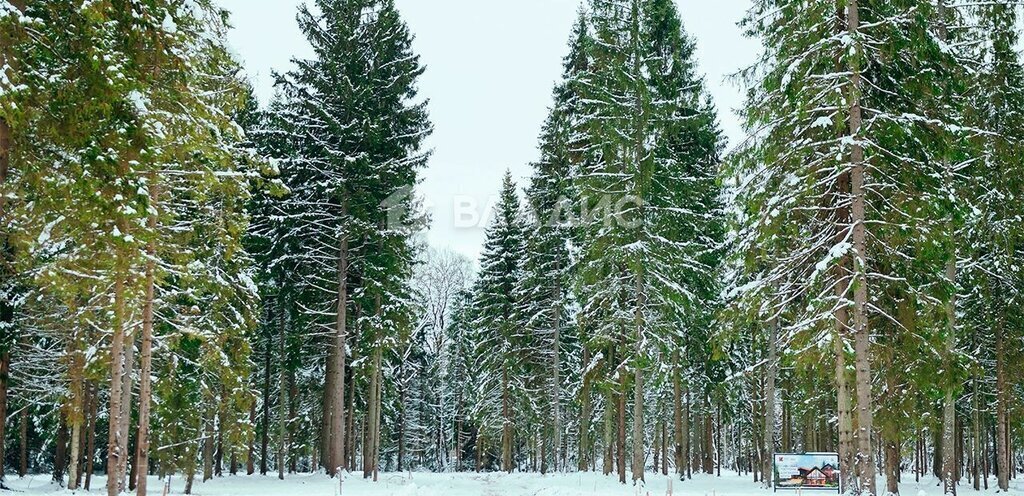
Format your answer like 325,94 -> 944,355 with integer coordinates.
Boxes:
216,0 -> 759,261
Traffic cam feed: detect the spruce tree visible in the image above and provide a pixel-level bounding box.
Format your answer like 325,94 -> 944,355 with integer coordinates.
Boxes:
265,0 -> 430,476
573,0 -> 724,483
471,171 -> 527,473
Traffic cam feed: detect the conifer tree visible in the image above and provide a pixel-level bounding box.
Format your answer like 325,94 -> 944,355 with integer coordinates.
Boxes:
572,0 -> 724,484
264,0 -> 430,477
471,171 -> 527,473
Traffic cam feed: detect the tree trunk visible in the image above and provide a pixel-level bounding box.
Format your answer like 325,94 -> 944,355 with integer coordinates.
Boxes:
684,385 -> 691,479
631,360 -> 644,483
320,339 -> 335,472
578,346 -> 592,471
397,357 -> 406,472
260,323 -> 271,476
85,381 -> 97,489
673,349 -> 683,476
474,429 -> 482,473
203,410 -> 214,481
184,462 -> 194,495
117,332 -> 136,493
328,227 -> 348,477
246,404 -> 256,475
654,418 -> 661,475
19,401 -> 28,478
371,344 -> 383,481
936,8 -> 957,492
661,420 -> 668,475
346,352 -> 356,470
67,346 -> 85,490
364,346 -> 381,478
942,254 -> 958,496
107,254 -> 129,496
846,1 -> 875,493
0,116 -> 11,486
603,387 -> 613,476
135,174 -> 158,495
278,293 -> 288,481
763,316 -> 778,488
502,363 -> 513,473
972,361 -> 981,491
54,414 -> 68,485
631,275 -> 645,484
0,351 -> 8,486
982,420 -> 989,490
215,409 -> 224,478
885,429 -> 900,495
996,312 -> 1009,491
289,371 -> 297,473
551,276 -> 561,473
702,412 -> 713,474
616,375 -> 626,484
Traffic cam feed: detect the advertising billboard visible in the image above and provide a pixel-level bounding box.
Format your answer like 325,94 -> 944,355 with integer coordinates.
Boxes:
773,452 -> 841,492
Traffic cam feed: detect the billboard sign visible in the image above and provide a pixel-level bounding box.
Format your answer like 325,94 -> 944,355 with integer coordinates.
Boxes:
773,452 -> 841,492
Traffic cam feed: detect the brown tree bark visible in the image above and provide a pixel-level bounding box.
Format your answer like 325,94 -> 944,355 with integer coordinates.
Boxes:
763,316 -> 778,488
0,350 -> 9,486
134,173 -> 158,495
85,381 -> 97,489
684,385 -> 691,479
67,345 -> 85,490
260,324 -> 271,476
884,429 -> 900,495
215,410 -> 223,477
941,254 -> 958,496
501,363 -> 513,473
996,312 -> 1009,491
673,349 -> 683,476
327,227 -> 348,476
320,340 -> 335,471
246,404 -> 256,475
551,263 -> 562,472
830,0 -> 855,486
346,352 -> 356,470
19,402 -> 27,478
117,331 -> 136,493
661,421 -> 668,475
203,409 -> 214,481
846,1 -> 875,493
631,359 -> 644,483
0,29 -> 17,485
602,387 -> 613,476
972,361 -> 981,490
935,9 -> 957,493
289,371 -> 297,474
616,374 -> 626,484
397,356 -> 406,472
54,414 -> 68,484
106,246 -> 130,496
578,346 -> 592,471
277,293 -> 288,481
631,274 -> 645,483
702,412 -> 713,474
363,346 -> 381,478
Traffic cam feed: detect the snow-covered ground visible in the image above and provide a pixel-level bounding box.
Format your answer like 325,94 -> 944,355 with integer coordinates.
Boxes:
6,472 -> 1023,496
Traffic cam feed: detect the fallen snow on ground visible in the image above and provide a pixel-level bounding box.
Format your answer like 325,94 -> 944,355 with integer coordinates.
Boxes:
6,471 -> 1023,496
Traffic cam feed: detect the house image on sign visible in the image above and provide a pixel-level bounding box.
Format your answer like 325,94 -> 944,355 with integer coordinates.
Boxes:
804,468 -> 827,487
819,463 -> 839,485
787,464 -> 839,488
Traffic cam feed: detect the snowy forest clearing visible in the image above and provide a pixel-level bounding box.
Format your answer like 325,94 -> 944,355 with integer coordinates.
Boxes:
4,0 -> 1024,495
6,473 -> 1021,496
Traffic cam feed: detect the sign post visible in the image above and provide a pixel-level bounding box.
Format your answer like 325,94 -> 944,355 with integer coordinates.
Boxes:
772,452 -> 841,493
